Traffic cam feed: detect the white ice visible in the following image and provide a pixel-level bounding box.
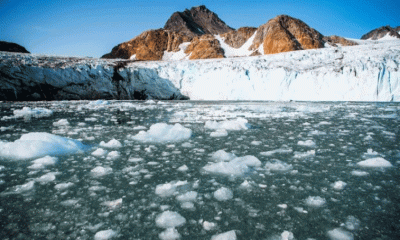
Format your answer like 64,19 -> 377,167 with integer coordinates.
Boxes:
0,132 -> 88,160
91,166 -> 113,177
305,196 -> 326,207
99,139 -> 122,148
332,181 -> 347,190
155,211 -> 186,228
92,148 -> 108,157
357,157 -> 392,167
205,118 -> 249,131
213,187 -> 233,201
297,140 -> 316,147
211,230 -> 237,240
159,227 -> 181,240
203,155 -> 261,176
53,119 -> 70,126
28,156 -> 57,169
327,228 -> 353,240
264,160 -> 293,172
94,229 -> 117,240
132,123 -> 192,143
155,180 -> 188,197
1,107 -> 53,121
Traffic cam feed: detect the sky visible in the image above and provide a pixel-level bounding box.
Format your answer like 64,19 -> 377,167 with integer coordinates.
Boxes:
1,0 -> 399,58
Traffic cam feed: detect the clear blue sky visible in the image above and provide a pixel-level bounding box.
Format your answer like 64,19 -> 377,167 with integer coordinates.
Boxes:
1,0 -> 399,57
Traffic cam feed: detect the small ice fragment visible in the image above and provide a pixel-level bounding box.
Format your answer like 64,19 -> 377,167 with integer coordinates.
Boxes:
159,228 -> 181,240
100,139 -> 122,148
128,157 -> 143,162
28,156 -> 57,169
351,170 -> 369,176
344,216 -> 361,231
176,191 -> 197,202
214,187 -> 233,201
281,231 -> 294,240
92,148 -> 107,157
155,211 -> 186,228
177,165 -> 188,172
36,172 -> 57,183
211,150 -> 236,162
203,155 -> 261,176
2,107 -> 53,120
91,166 -> 112,177
106,151 -> 120,160
203,221 -> 217,231
132,123 -> 192,143
327,228 -> 353,240
211,230 -> 237,240
278,204 -> 288,209
205,118 -> 248,131
94,229 -> 117,240
210,129 -> 228,137
357,157 -> 392,168
297,140 -> 316,147
293,150 -> 315,158
180,202 -> 195,210
53,119 -> 70,127
181,142 -> 193,148
61,199 -> 80,207
155,181 -> 188,197
102,198 -> 122,209
305,196 -> 326,207
13,180 -> 35,193
332,181 -> 347,190
264,160 -> 293,172
55,182 -> 74,191
251,141 -> 262,145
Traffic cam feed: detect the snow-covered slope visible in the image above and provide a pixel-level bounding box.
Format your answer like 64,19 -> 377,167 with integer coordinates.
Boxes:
1,40 -> 399,101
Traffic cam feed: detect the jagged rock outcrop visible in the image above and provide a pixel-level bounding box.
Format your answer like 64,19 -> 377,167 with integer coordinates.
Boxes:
221,27 -> 257,48
102,29 -> 191,60
185,35 -> 224,59
323,35 -> 358,47
0,41 -> 30,53
361,26 -> 400,40
250,15 -> 325,54
164,5 -> 234,37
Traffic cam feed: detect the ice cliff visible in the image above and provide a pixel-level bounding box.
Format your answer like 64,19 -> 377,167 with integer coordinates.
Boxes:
0,40 -> 399,101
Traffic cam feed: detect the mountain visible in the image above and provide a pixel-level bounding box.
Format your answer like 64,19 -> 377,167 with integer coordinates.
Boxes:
361,26 -> 400,40
0,41 -> 30,53
102,6 -> 357,61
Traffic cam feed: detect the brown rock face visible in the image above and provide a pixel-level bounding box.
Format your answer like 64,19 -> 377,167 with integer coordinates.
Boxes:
250,15 -> 324,54
185,35 -> 224,59
221,27 -> 257,48
323,35 -> 358,47
0,41 -> 30,53
361,26 -> 400,40
164,5 -> 234,37
102,29 -> 191,60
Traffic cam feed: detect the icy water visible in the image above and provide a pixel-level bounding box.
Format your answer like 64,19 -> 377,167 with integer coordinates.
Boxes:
0,100 -> 399,240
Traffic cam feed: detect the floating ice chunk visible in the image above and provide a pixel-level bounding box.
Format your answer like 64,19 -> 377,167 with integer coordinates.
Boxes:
180,202 -> 195,210
36,172 -> 57,183
11,180 -> 35,194
177,165 -> 188,172
211,150 -> 236,162
94,229 -> 117,240
89,100 -> 110,106
100,139 -> 122,148
351,170 -> 369,176
1,107 -> 53,121
203,221 -> 217,231
28,156 -> 57,169
297,140 -> 316,147
0,132 -> 88,160
155,211 -> 186,228
61,199 -> 80,206
102,198 -> 122,209
53,119 -> 69,127
357,157 -> 392,168
264,160 -> 293,172
203,155 -> 261,176
363,148 -> 379,157
132,123 -> 192,143
251,141 -> 262,145
281,231 -> 295,240
305,196 -> 326,207
210,129 -> 229,137
128,157 -> 143,162
155,181 -> 188,197
214,187 -> 233,201
91,166 -> 112,177
55,182 -> 74,191
343,216 -> 361,231
181,142 -> 193,148
133,126 -> 147,130
332,181 -> 347,190
205,118 -> 248,131
211,230 -> 237,240
260,148 -> 293,156
106,151 -> 120,160
293,150 -> 315,158
278,204 -> 288,209
159,227 -> 181,240
327,228 -> 353,240
176,191 -> 197,202
92,148 -> 107,157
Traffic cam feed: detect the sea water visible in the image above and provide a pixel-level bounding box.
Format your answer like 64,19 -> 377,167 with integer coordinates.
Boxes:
0,100 -> 399,239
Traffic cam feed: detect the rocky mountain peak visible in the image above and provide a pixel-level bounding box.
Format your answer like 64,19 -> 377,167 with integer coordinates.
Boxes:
361,25 -> 400,40
164,5 -> 234,37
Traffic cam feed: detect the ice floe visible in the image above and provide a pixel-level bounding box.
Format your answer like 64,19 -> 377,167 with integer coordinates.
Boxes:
214,187 -> 233,201
211,230 -> 237,240
155,211 -> 186,228
205,118 -> 249,130
132,123 -> 192,143
305,196 -> 326,207
203,155 -> 261,176
94,229 -> 117,240
1,107 -> 53,121
357,157 -> 392,167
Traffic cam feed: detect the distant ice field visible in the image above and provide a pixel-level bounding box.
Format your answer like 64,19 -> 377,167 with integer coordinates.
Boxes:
0,100 -> 399,239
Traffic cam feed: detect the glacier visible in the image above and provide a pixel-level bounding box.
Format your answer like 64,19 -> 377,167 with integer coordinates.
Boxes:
0,40 -> 399,101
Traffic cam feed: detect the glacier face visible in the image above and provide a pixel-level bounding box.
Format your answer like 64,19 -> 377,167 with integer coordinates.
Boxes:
1,40 -> 399,101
